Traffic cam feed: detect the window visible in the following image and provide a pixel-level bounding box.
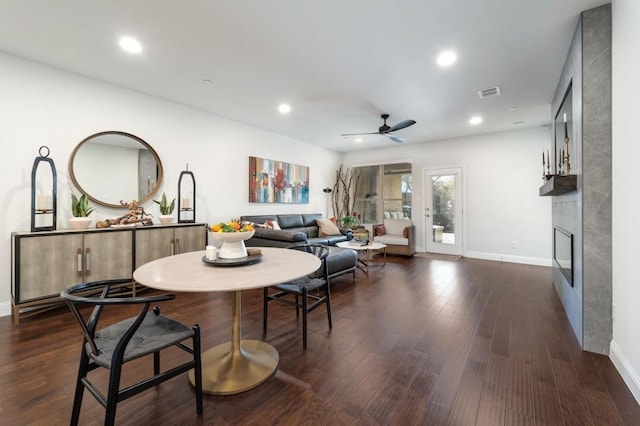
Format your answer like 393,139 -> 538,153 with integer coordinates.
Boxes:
352,163 -> 411,224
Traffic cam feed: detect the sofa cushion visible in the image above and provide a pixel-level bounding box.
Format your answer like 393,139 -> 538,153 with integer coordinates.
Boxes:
316,218 -> 341,236
374,224 -> 386,236
324,234 -> 349,245
384,219 -> 411,235
375,235 -> 409,246
252,228 -> 306,243
265,220 -> 281,230
276,214 -> 304,229
302,213 -> 323,227
241,215 -> 277,226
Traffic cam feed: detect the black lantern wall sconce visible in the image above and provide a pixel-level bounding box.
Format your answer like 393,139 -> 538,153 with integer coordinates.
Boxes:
177,164 -> 196,223
30,146 -> 57,232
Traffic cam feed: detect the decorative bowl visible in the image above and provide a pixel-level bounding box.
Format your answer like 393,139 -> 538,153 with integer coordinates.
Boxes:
158,214 -> 174,225
69,217 -> 92,230
209,230 -> 255,259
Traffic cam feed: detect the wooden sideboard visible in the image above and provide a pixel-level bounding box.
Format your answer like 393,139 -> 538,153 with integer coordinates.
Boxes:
11,222 -> 207,324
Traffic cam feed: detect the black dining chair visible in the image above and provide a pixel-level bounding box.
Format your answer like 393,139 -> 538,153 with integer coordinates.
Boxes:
263,243 -> 332,349
60,279 -> 203,426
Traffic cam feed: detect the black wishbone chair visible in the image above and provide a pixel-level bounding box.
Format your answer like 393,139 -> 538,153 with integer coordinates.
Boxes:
60,279 -> 203,426
263,243 -> 332,349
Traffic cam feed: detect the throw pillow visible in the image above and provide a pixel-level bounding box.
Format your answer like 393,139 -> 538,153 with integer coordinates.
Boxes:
374,225 -> 386,236
403,227 -> 409,238
265,220 -> 281,230
329,217 -> 338,225
316,218 -> 341,236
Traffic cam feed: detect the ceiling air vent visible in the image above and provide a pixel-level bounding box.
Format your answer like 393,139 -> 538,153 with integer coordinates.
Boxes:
478,86 -> 501,99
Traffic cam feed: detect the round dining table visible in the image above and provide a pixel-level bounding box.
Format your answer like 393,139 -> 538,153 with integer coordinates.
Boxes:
133,247 -> 320,395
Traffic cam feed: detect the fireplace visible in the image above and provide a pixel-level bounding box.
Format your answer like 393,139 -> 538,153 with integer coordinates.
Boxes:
553,226 -> 573,287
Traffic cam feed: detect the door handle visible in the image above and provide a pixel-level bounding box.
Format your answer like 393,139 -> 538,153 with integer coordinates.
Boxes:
170,239 -> 175,256
175,238 -> 180,254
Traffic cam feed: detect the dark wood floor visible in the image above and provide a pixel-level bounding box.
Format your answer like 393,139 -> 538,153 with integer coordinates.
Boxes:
1,255 -> 639,425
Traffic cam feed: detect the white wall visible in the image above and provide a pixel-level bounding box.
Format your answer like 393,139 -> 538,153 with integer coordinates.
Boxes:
0,52 -> 341,316
342,127 -> 553,264
610,0 -> 640,404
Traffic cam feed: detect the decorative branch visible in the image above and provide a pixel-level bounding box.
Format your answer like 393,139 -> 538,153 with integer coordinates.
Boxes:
331,164 -> 362,220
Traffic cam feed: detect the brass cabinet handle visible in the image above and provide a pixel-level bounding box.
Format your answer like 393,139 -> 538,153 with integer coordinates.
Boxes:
85,248 -> 91,274
77,248 -> 82,275
170,238 -> 175,256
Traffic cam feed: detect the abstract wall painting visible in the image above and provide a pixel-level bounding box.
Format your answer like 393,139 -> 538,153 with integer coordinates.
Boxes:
249,156 -> 309,204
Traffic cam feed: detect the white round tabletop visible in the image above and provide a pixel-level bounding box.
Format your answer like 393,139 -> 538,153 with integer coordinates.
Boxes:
133,247 -> 321,292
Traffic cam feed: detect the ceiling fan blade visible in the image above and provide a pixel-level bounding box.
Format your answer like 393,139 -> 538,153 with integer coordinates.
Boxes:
385,119 -> 416,133
387,134 -> 405,143
341,132 -> 378,137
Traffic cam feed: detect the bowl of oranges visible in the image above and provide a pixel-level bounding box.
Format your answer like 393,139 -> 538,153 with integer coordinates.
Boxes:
209,221 -> 255,258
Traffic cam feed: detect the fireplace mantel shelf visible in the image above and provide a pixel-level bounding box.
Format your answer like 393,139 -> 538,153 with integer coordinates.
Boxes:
539,174 -> 577,196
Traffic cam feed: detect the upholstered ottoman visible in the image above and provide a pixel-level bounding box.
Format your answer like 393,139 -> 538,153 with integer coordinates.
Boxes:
325,246 -> 358,281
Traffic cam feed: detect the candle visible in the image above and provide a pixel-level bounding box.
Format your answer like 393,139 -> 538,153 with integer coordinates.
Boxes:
542,152 -> 545,166
36,192 -> 48,210
564,121 -> 568,140
182,196 -> 190,209
206,245 -> 217,260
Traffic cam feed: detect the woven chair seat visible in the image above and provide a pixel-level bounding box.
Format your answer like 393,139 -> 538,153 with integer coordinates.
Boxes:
272,277 -> 325,296
91,313 -> 195,368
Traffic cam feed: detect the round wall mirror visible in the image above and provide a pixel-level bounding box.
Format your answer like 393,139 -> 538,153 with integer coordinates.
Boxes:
69,131 -> 164,208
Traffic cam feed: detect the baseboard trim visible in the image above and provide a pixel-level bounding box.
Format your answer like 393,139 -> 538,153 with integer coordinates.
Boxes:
464,251 -> 552,267
0,300 -> 11,318
610,340 -> 640,404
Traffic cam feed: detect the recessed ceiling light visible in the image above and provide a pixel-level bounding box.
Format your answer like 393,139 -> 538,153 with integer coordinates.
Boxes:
508,106 -> 517,111
469,116 -> 483,125
355,138 -> 363,143
202,79 -> 212,85
278,103 -> 291,114
436,50 -> 457,67
119,36 -> 143,54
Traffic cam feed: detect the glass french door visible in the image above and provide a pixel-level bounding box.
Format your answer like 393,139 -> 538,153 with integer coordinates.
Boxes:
424,168 -> 463,255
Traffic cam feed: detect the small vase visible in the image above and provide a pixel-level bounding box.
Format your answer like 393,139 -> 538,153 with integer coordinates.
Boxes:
158,215 -> 174,225
69,217 -> 92,230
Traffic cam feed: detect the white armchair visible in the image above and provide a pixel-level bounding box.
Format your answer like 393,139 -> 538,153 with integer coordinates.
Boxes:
373,218 -> 415,256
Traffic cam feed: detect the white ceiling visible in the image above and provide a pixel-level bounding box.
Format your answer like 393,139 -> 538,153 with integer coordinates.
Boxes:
0,0 -> 606,152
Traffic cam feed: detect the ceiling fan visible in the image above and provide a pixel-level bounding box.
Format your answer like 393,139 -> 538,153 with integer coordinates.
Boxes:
341,114 -> 416,143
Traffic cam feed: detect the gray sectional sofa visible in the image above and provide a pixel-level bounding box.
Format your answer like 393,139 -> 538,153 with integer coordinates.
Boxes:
240,214 -> 353,247
240,214 -> 357,281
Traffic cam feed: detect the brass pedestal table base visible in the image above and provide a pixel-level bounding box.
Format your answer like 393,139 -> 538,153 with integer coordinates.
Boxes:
189,290 -> 279,395
133,249 -> 321,396
189,340 -> 278,395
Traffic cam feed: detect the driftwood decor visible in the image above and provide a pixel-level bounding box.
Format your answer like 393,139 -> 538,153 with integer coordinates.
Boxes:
331,165 -> 361,220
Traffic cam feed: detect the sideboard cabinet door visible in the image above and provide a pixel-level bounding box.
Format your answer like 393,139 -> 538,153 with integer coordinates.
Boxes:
135,227 -> 175,269
135,224 -> 206,268
174,224 -> 207,254
14,233 -> 84,302
83,231 -> 133,281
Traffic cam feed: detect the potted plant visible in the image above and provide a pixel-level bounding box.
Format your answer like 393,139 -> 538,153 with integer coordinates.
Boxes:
154,192 -> 175,225
69,193 -> 95,229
